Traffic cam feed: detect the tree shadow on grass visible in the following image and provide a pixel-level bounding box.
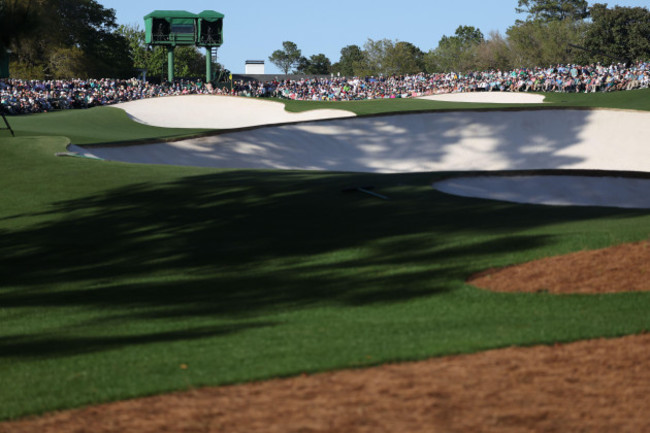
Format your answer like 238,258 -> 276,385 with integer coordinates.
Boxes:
0,322 -> 276,359
1,170 -> 648,358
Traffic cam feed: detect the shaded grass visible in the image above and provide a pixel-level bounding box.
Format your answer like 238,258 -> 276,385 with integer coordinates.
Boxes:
2,91 -> 650,419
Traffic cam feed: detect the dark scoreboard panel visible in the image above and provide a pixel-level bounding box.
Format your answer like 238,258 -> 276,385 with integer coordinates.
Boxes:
145,10 -> 224,47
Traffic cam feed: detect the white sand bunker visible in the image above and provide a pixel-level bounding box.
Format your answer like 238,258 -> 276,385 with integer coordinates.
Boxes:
434,175 -> 650,209
419,92 -> 546,104
77,109 -> 650,174
75,105 -> 650,208
114,95 -> 356,129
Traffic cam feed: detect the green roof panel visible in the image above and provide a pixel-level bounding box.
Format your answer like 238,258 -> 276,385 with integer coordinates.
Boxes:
144,10 -> 198,20
198,10 -> 225,22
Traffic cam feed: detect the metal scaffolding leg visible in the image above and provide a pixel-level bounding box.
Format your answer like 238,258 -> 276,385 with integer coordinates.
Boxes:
167,46 -> 175,82
1,108 -> 14,137
206,47 -> 212,83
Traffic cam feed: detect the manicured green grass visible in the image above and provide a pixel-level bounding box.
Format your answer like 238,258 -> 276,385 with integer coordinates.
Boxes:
542,88 -> 650,110
1,92 -> 650,420
6,106 -> 210,145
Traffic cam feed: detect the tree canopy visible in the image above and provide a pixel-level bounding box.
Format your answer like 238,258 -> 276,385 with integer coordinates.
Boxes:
516,0 -> 589,22
584,3 -> 650,64
0,0 -> 45,77
0,0 -> 43,48
388,42 -> 425,75
268,41 -> 302,74
331,45 -> 364,76
350,38 -> 426,76
297,53 -> 331,75
428,26 -> 485,72
5,0 -> 133,78
506,18 -> 587,67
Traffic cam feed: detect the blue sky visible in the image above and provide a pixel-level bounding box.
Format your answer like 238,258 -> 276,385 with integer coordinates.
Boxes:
97,0 -> 650,74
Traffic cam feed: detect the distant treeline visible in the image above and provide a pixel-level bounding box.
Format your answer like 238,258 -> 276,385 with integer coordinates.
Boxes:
274,1 -> 650,76
1,0 -> 649,79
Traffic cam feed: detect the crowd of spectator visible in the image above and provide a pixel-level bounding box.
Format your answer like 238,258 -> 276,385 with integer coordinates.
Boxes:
2,61 -> 649,114
233,61 -> 650,101
0,78 -> 214,115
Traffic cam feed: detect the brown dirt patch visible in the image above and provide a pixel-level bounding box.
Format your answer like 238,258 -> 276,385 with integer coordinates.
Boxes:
2,334 -> 650,433
469,240 -> 650,294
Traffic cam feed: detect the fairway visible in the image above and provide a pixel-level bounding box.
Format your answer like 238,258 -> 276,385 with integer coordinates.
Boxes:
2,91 -> 650,427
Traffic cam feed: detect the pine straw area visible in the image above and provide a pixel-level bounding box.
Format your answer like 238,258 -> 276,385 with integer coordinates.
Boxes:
469,240 -> 650,294
3,241 -> 650,433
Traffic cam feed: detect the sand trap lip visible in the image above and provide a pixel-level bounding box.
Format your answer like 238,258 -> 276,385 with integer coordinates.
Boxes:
434,175 -> 650,209
114,95 -> 356,129
419,92 -> 546,104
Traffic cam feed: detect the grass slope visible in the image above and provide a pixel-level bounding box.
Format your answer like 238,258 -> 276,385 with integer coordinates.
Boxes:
1,92 -> 650,420
6,106 -> 210,145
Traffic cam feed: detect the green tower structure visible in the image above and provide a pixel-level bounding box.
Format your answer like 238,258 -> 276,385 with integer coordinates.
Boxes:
144,10 -> 224,82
